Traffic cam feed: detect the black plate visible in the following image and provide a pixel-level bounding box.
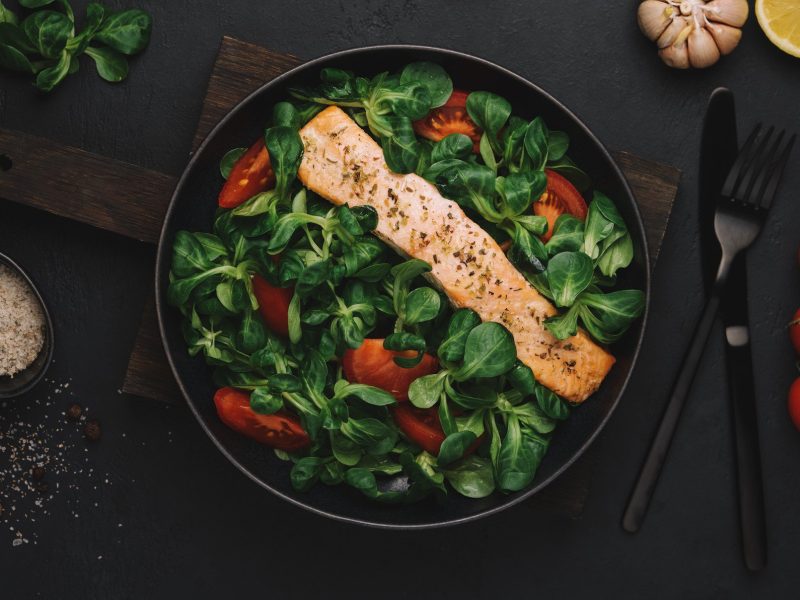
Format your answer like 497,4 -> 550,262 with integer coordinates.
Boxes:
156,45 -> 650,529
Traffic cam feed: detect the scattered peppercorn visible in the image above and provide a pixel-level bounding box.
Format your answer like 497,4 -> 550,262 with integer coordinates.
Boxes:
83,419 -> 101,442
34,482 -> 48,494
66,403 -> 82,421
31,466 -> 45,481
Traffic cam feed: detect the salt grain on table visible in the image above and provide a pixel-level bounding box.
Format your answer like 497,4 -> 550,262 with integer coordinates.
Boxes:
0,379 -> 108,546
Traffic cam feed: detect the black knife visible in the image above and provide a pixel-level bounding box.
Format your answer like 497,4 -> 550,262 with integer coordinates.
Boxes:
698,88 -> 736,289
700,88 -> 767,571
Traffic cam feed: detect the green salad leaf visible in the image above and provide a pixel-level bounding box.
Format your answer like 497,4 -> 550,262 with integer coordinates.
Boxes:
400,61 -> 453,108
1,0 -> 151,91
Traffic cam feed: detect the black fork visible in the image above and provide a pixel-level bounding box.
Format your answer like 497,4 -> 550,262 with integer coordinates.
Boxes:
623,125 -> 796,533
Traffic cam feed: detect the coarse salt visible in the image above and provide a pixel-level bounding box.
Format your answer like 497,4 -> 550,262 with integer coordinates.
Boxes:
0,265 -> 45,377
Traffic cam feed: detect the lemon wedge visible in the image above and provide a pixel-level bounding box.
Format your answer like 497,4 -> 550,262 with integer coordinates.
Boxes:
756,0 -> 800,58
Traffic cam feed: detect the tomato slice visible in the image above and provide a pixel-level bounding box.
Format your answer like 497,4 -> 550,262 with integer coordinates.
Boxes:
342,338 -> 438,402
789,378 -> 800,432
790,308 -> 800,355
252,273 -> 292,337
534,169 -> 589,242
218,139 -> 275,209
213,387 -> 310,451
391,405 -> 447,455
413,88 -> 481,152
443,89 -> 469,108
391,404 -> 483,456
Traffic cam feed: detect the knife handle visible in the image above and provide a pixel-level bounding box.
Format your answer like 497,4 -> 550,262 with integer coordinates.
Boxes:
622,293 -> 721,533
725,328 -> 767,571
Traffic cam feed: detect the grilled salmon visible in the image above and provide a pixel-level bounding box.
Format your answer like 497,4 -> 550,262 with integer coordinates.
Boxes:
298,106 -> 615,403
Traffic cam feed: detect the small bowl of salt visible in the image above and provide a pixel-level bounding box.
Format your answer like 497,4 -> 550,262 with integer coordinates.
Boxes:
0,252 -> 54,399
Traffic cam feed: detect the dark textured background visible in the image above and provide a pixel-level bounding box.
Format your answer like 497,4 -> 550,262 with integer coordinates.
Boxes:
1,0 -> 799,597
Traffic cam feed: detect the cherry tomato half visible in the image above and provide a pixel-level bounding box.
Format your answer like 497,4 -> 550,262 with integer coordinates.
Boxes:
392,404 -> 482,456
218,139 -> 275,209
789,308 -> 800,356
413,89 -> 481,152
342,338 -> 438,401
391,404 -> 447,455
213,387 -> 310,451
534,169 -> 589,242
252,273 -> 292,338
788,378 -> 800,432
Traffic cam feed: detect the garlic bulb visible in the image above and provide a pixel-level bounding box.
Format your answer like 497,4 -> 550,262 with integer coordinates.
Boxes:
637,0 -> 749,69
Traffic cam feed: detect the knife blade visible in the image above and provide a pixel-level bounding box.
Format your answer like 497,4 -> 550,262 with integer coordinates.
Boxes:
699,88 -> 737,288
699,88 -> 767,571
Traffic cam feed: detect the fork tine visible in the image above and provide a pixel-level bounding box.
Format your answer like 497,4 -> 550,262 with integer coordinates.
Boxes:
722,124 -> 762,198
748,129 -> 786,207
734,126 -> 775,204
759,134 -> 796,210
742,130 -> 786,207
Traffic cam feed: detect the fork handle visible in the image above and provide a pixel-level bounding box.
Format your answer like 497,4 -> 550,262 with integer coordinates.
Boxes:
622,292 -> 721,533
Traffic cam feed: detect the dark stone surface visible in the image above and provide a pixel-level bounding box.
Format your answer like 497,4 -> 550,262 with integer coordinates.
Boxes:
1,0 -> 798,597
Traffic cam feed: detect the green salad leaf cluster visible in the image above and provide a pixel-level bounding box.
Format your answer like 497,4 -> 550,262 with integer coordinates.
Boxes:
168,62 -> 645,503
529,195 -> 644,342
0,0 -> 151,91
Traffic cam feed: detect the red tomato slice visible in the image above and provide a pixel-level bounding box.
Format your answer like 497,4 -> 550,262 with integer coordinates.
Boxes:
252,273 -> 292,337
789,378 -> 800,432
413,88 -> 481,152
391,404 -> 447,455
218,139 -> 275,208
213,387 -> 310,451
534,169 -> 589,242
342,338 -> 438,402
444,89 -> 469,108
790,308 -> 800,355
391,404 -> 483,456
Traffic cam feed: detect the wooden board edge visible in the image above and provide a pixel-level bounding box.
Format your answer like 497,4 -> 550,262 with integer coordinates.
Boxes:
611,149 -> 681,266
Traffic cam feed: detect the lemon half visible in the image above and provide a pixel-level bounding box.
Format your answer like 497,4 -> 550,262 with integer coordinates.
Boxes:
756,0 -> 800,58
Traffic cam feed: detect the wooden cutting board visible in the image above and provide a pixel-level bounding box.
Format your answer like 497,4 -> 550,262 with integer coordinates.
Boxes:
0,37 -> 681,518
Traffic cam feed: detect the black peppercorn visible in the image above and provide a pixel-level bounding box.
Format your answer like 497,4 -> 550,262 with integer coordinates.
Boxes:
31,466 -> 45,481
66,403 -> 82,421
84,419 -> 101,441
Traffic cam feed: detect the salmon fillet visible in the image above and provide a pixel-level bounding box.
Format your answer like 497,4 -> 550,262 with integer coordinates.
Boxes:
298,106 -> 615,403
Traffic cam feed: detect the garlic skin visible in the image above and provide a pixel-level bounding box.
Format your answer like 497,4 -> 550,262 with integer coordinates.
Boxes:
638,0 -> 676,41
688,26 -> 721,68
704,0 -> 749,27
659,43 -> 691,69
707,22 -> 742,55
638,0 -> 748,68
657,16 -> 690,48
